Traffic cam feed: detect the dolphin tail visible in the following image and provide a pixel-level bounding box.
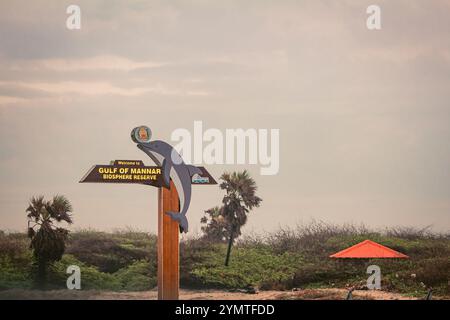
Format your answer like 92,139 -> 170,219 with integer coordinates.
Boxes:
187,165 -> 202,177
166,211 -> 188,233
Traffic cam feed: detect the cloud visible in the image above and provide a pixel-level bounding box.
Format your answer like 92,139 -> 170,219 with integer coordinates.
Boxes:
0,0 -> 449,232
0,80 -> 212,102
7,55 -> 167,72
0,80 -> 149,96
0,54 -> 213,102
0,95 -> 27,105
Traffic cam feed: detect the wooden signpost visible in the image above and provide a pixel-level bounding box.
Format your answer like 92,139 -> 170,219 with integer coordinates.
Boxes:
80,126 -> 216,300
158,181 -> 180,300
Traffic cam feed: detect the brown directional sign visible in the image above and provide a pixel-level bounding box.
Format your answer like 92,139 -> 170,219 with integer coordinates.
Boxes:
79,160 -> 164,187
81,125 -> 218,301
79,160 -> 216,187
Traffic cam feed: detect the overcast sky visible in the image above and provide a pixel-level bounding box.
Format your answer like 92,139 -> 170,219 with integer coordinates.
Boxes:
0,0 -> 449,235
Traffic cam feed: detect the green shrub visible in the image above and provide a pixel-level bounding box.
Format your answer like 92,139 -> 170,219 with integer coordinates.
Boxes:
0,256 -> 33,290
190,245 -> 302,289
115,260 -> 157,291
52,255 -> 121,290
66,231 -> 154,273
0,225 -> 448,297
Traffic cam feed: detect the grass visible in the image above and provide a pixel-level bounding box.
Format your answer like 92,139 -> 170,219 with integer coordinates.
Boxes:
189,245 -> 302,289
0,222 -> 449,297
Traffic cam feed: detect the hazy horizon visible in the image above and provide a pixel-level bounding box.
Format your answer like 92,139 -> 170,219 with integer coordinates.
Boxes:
1,0 -> 449,235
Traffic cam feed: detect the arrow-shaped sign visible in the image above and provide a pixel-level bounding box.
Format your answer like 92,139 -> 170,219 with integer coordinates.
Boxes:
80,160 -> 216,187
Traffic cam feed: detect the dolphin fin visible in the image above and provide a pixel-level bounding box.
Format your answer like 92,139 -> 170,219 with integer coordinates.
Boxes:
165,211 -> 188,233
186,165 -> 202,177
161,159 -> 171,188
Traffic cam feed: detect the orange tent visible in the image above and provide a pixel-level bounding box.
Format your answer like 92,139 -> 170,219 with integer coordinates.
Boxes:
330,240 -> 408,259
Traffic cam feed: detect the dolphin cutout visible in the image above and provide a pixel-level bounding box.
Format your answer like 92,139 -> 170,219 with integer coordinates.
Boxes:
137,141 -> 201,233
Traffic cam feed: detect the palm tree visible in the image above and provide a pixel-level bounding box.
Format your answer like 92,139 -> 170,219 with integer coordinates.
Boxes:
26,195 -> 73,287
201,206 -> 230,242
219,171 -> 262,266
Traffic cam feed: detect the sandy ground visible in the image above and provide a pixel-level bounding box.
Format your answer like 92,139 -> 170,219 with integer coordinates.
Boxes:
0,288 -> 423,300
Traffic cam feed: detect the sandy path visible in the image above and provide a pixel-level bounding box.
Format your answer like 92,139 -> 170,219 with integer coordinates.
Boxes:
0,288 -> 419,300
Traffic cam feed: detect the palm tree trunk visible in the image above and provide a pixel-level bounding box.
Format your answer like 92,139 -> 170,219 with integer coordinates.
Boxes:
225,230 -> 234,266
36,260 -> 47,289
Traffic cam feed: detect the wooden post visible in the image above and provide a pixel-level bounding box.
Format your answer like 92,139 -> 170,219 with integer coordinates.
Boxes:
157,180 -> 180,300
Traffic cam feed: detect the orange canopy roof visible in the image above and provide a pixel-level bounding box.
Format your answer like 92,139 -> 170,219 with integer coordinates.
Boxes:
330,240 -> 409,259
